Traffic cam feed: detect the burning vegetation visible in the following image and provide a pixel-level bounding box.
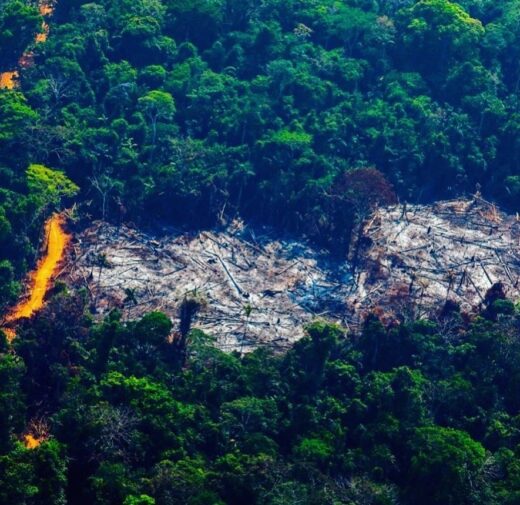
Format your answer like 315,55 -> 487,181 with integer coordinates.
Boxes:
0,0 -> 53,89
23,419 -> 49,449
3,214 -> 70,341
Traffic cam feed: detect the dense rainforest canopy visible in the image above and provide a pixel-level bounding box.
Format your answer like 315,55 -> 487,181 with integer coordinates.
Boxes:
3,0 -> 520,504
3,0 -> 520,263
3,291 -> 520,505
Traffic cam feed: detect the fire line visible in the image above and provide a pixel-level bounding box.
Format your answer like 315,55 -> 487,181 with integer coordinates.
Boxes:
4,214 -> 70,341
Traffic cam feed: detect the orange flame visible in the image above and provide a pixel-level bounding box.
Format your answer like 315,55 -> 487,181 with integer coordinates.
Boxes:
39,2 -> 53,16
4,214 -> 70,341
0,0 -> 53,89
36,2 -> 52,44
23,418 -> 49,449
24,434 -> 42,449
0,71 -> 18,90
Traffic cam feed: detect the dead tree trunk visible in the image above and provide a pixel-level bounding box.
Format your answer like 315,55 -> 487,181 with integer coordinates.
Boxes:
177,295 -> 203,365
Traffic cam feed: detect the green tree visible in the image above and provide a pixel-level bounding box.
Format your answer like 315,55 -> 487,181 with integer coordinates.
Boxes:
0,442 -> 37,505
137,90 -> 175,145
32,439 -> 68,505
26,164 -> 79,212
124,494 -> 155,505
0,0 -> 41,70
0,91 -> 38,152
407,426 -> 488,505
0,354 -> 25,452
399,0 -> 484,77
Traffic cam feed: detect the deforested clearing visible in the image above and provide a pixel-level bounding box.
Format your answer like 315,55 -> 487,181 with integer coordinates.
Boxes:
64,197 -> 520,351
350,197 -> 520,324
66,220 -> 352,352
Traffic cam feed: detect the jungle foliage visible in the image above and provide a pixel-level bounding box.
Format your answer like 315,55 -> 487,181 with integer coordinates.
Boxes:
3,0 -> 520,255
3,1 -> 520,503
2,294 -> 520,504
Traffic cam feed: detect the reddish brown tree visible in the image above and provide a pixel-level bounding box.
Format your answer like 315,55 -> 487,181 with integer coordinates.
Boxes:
329,167 -> 397,259
333,167 -> 397,221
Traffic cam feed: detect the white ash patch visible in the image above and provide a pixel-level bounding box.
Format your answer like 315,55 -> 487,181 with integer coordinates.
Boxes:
67,221 -> 352,352
349,198 -> 520,323
64,198 -> 520,350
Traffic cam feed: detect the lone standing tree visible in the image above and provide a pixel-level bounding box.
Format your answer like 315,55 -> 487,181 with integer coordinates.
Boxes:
330,167 -> 397,260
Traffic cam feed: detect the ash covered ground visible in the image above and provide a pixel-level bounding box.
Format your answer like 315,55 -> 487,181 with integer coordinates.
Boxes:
64,197 -> 520,351
351,197 -> 520,323
66,220 -> 352,351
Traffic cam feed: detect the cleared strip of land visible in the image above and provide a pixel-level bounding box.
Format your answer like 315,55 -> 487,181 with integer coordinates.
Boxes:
66,220 -> 351,351
64,198 -> 520,350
